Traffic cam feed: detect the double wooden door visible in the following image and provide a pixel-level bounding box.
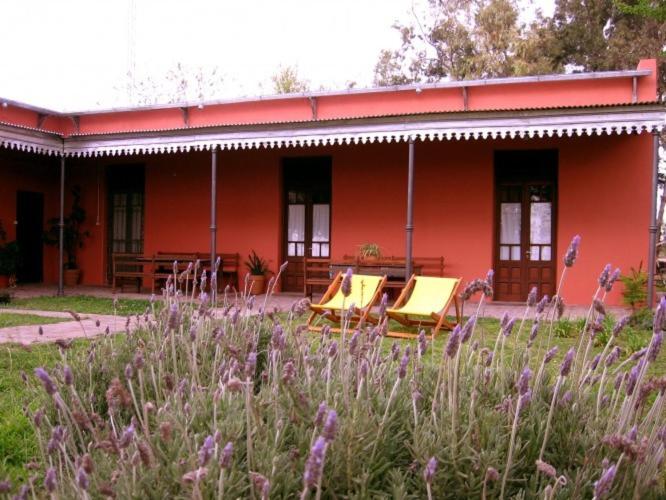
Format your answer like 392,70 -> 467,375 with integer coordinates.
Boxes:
282,157 -> 331,292
494,150 -> 557,302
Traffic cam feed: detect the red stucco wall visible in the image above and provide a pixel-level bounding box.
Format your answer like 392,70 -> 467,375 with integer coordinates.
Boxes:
0,133 -> 654,306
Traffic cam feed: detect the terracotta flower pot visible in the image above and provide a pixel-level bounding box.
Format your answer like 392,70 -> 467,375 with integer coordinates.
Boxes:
0,275 -> 8,289
64,269 -> 81,287
248,274 -> 266,295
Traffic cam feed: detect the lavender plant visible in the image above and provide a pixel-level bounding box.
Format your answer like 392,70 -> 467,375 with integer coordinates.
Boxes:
4,251 -> 665,499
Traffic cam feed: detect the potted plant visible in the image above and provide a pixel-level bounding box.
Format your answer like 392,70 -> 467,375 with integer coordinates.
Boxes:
619,263 -> 648,311
0,221 -> 20,289
44,186 -> 91,286
245,250 -> 269,295
358,243 -> 382,262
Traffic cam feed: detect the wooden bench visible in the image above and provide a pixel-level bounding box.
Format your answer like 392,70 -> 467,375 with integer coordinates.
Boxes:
303,257 -> 331,298
219,253 -> 240,290
112,253 -> 152,293
154,252 -> 200,292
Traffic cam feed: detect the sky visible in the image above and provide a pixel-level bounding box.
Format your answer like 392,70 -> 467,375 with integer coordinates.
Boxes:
0,0 -> 555,112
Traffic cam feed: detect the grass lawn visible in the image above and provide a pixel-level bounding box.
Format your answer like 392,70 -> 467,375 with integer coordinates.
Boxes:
1,295 -> 149,316
0,313 -> 68,329
0,312 -> 662,485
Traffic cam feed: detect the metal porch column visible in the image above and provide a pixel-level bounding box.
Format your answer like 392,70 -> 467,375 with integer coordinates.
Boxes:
405,138 -> 415,278
57,156 -> 65,296
647,130 -> 660,308
210,147 -> 218,278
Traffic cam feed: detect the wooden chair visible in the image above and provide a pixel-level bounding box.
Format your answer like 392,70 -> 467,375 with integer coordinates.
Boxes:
112,253 -> 151,293
378,274 -> 462,339
307,272 -> 387,333
303,256 -> 331,298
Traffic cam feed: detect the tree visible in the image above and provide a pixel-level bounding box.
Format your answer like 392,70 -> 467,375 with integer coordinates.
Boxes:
271,65 -> 309,94
120,63 -> 226,106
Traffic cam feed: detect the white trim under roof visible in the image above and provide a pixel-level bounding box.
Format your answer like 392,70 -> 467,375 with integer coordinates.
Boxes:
1,106 -> 664,158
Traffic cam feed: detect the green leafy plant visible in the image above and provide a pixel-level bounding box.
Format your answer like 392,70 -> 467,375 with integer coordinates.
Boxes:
0,292 -> 11,304
619,263 -> 648,310
43,186 -> 91,270
358,242 -> 382,260
0,220 -> 20,277
245,250 -> 268,275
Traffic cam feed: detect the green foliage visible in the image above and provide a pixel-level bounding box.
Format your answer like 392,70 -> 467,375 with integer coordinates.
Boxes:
1,295 -> 148,316
552,318 -> 585,339
43,186 -> 91,270
0,220 -> 20,277
4,282 -> 662,499
0,313 -> 66,328
358,242 -> 382,259
0,292 -> 11,305
245,250 -> 268,275
620,264 -> 648,310
271,65 -> 309,94
616,0 -> 666,22
628,307 -> 654,330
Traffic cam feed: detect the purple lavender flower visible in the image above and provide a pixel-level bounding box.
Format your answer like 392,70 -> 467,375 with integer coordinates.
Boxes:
63,366 -> 74,386
445,325 -> 462,358
124,363 -> 134,380
560,348 -> 575,377
167,302 -> 180,330
627,426 -> 638,442
605,268 -> 621,292
378,293 -> 389,318
460,315 -> 476,344
118,423 -> 135,449
328,341 -> 338,358
34,367 -> 57,396
605,347 -> 621,367
485,466 -> 499,482
134,351 -> 145,370
527,287 -> 538,307
349,331 -> 360,356
198,435 -> 214,467
543,346 -> 558,364
390,342 -> 400,361
500,312 -> 509,329
631,348 -> 647,361
77,467 -> 89,491
502,317 -> 517,337
398,350 -> 410,379
648,330 -> 663,362
303,436 -> 326,489
423,456 -> 438,484
244,351 -> 257,378
359,358 -> 369,377
527,322 -> 539,347
47,426 -> 65,454
560,390 -> 573,407
536,295 -> 549,314
282,361 -> 296,385
598,264 -> 611,289
593,463 -> 617,499
418,330 -> 428,356
517,389 -> 532,413
516,367 -> 532,395
0,481 -> 11,494
591,353 -> 602,371
626,362 -> 641,396
612,316 -> 630,337
563,235 -> 581,267
44,467 -> 56,493
322,410 -> 337,442
341,268 -> 353,297
314,402 -> 328,427
220,441 -> 233,469
271,324 -> 285,351
654,296 -> 666,332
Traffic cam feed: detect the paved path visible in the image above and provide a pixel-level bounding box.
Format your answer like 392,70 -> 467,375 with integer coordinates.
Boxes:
0,293 -> 631,345
0,309 -> 124,345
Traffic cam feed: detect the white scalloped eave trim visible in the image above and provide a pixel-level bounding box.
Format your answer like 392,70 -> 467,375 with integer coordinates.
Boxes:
2,121 -> 664,157
0,138 -> 61,156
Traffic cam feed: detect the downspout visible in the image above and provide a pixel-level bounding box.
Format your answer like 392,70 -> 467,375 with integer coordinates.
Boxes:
647,130 -> 660,308
58,154 -> 65,296
405,138 -> 415,279
210,146 -> 218,285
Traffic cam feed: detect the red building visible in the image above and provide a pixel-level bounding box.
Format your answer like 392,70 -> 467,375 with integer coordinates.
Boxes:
0,59 -> 663,305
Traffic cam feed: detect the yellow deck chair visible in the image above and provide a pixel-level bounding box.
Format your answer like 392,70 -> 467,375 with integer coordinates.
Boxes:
382,275 -> 462,339
307,272 -> 387,332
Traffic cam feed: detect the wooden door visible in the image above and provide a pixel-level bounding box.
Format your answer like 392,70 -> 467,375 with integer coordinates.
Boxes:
282,157 -> 331,292
16,191 -> 44,283
494,151 -> 557,302
106,165 -> 145,281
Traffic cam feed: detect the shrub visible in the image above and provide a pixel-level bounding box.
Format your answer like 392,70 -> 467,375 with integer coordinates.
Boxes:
8,259 -> 666,499
620,264 -> 648,310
